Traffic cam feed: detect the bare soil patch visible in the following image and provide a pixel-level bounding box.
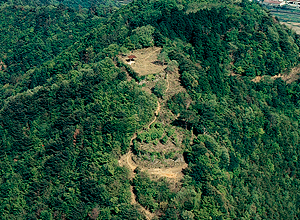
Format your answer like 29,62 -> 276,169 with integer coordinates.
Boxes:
147,101 -> 160,129
119,47 -> 166,76
251,65 -> 300,83
281,22 -> 300,34
118,47 -> 191,219
146,164 -> 188,179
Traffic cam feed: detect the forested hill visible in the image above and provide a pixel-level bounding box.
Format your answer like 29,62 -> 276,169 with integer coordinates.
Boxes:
0,0 -> 130,9
0,0 -> 300,219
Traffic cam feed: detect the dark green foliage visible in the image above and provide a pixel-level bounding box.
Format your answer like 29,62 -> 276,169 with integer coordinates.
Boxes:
176,76 -> 300,219
160,135 -> 168,145
0,57 -> 156,218
0,0 -> 300,219
0,4 -> 103,84
116,57 -> 141,82
117,0 -> 299,78
153,80 -> 167,98
133,171 -> 175,213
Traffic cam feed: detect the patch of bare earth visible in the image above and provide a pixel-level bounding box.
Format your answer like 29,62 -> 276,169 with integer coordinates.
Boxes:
281,22 -> 300,34
147,101 -> 160,129
251,65 -> 300,83
118,47 -> 190,219
118,47 -> 166,76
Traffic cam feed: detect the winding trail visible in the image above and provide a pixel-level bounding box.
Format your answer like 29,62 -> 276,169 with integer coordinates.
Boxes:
129,185 -> 153,220
251,65 -> 300,84
146,76 -> 169,129
118,51 -> 187,220
147,101 -> 161,129
165,74 -> 170,93
118,97 -> 187,219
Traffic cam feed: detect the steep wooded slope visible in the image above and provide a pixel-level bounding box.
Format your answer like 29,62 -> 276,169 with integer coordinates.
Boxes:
0,0 -> 299,219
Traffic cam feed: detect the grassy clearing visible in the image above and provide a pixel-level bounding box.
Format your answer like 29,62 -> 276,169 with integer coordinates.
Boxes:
118,46 -> 191,188
118,47 -> 166,76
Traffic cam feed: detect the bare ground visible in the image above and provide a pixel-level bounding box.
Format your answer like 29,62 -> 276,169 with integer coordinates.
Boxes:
118,47 -> 189,219
118,97 -> 187,180
118,98 -> 186,220
146,165 -> 188,179
148,101 -> 161,129
281,21 -> 300,34
119,47 -> 166,76
252,65 -> 300,83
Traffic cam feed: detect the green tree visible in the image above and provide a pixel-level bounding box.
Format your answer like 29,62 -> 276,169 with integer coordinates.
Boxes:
131,25 -> 155,48
153,80 -> 167,98
166,60 -> 179,72
157,51 -> 170,65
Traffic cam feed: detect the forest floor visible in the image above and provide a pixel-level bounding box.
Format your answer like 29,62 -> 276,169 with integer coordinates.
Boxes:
251,64 -> 300,83
118,47 -> 189,219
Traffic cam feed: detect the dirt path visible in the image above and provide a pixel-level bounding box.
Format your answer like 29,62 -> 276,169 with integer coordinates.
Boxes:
120,93 -> 187,180
130,186 -> 136,204
147,75 -> 169,129
118,48 -> 188,220
120,150 -> 188,180
146,164 -> 188,179
119,134 -> 137,177
148,101 -> 160,129
129,184 -> 154,220
251,65 -> 300,83
119,149 -> 154,219
126,151 -> 137,171
118,95 -> 187,219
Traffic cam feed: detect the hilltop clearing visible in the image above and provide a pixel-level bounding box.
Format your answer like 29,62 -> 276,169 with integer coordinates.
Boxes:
119,47 -> 166,76
1,0 -> 300,219
118,46 -> 190,218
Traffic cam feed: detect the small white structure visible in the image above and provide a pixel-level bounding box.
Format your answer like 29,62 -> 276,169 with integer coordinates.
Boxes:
128,61 -> 135,65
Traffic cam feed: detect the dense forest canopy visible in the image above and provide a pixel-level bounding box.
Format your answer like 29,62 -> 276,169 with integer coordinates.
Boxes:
0,0 -> 299,219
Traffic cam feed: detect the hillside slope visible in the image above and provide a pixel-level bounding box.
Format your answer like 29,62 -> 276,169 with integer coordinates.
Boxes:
0,0 -> 299,219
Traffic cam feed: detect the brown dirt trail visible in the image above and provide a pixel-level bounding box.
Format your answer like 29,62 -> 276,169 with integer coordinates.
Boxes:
118,47 -> 188,220
251,65 -> 300,83
147,101 -> 161,129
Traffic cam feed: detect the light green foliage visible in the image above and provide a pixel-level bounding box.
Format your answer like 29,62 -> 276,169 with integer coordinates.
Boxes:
102,44 -> 120,60
161,135 -> 168,144
146,74 -> 155,81
166,128 -> 175,137
120,46 -> 130,56
0,0 -> 300,219
258,127 -> 265,135
153,79 -> 167,98
137,132 -> 146,142
157,51 -> 170,65
94,57 -> 119,80
131,25 -> 155,49
139,126 -> 164,143
166,60 -> 179,72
